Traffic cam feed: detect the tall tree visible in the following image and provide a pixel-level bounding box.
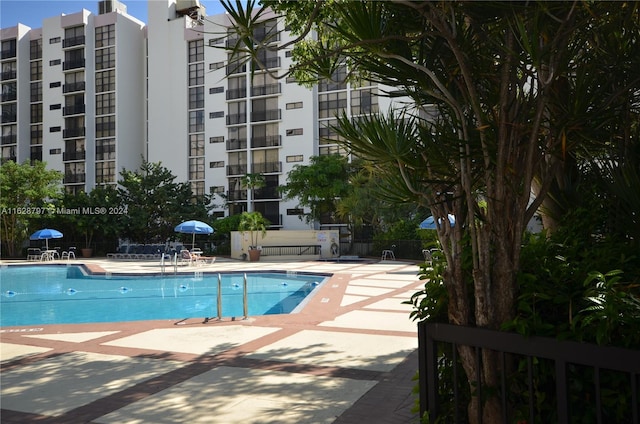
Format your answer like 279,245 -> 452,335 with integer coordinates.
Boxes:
0,161 -> 62,257
221,1 -> 640,421
117,160 -> 211,243
278,154 -> 352,225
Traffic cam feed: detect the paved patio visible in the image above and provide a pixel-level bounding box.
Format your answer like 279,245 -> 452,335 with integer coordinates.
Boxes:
0,257 -> 423,423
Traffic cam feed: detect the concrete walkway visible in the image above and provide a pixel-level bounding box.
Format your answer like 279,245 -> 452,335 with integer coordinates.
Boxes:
0,257 -> 423,423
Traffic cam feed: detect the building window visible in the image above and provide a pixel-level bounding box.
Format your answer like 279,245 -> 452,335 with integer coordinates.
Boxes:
96,138 -> 115,160
286,155 -> 303,163
209,111 -> 224,119
95,46 -> 115,70
96,93 -> 115,115
188,63 -> 204,86
209,136 -> 224,143
209,161 -> 224,168
351,88 -> 378,115
318,65 -> 347,92
30,104 -> 43,123
49,59 -> 61,66
188,39 -> 204,63
30,39 -> 42,60
30,82 -> 42,102
189,133 -> 204,156
95,24 -> 115,48
49,81 -> 61,88
287,208 -> 304,215
286,102 -> 303,110
96,160 -> 116,184
286,128 -> 303,136
30,124 -> 43,144
49,148 -> 61,154
95,116 -> 115,137
209,86 -> 224,94
30,61 -> 42,81
50,126 -> 61,133
50,104 -> 61,110
209,37 -> 224,46
95,70 -> 115,92
189,157 -> 205,180
319,92 -> 347,119
189,86 -> 204,109
49,37 -> 61,44
188,110 -> 204,132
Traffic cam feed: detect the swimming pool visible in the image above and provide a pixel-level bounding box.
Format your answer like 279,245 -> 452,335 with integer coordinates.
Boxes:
0,265 -> 327,327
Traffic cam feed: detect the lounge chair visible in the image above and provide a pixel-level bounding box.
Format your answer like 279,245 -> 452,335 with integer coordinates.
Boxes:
27,248 -> 42,261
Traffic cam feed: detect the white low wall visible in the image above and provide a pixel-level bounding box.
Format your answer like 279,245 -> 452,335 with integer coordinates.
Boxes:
230,230 -> 340,261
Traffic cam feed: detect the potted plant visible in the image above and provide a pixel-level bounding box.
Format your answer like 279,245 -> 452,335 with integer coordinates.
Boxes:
238,211 -> 270,261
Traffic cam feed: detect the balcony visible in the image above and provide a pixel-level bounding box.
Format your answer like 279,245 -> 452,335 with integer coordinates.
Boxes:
226,87 -> 246,100
250,83 -> 281,97
1,134 -> 16,145
1,93 -> 17,102
0,71 -> 17,81
253,28 -> 280,44
225,63 -> 247,76
63,59 -> 85,71
1,114 -> 17,124
63,81 -> 85,93
1,48 -> 17,59
226,138 -> 247,151
63,173 -> 85,184
251,135 -> 281,149
63,127 -> 85,138
226,164 -> 248,176
62,35 -> 85,48
252,161 -> 281,174
63,150 -> 86,161
250,109 -> 281,123
254,186 -> 280,200
227,189 -> 248,201
252,56 -> 281,71
30,130 -> 43,141
63,104 -> 85,116
226,113 -> 247,125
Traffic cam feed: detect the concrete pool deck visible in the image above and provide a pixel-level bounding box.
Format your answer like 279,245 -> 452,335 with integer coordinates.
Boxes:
0,257 -> 423,423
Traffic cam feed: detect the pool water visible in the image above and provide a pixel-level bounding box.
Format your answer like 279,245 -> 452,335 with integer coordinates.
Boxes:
0,265 -> 326,327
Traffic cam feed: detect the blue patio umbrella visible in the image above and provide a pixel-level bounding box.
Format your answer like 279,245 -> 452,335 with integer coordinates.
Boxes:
419,214 -> 455,230
174,220 -> 214,250
30,228 -> 63,250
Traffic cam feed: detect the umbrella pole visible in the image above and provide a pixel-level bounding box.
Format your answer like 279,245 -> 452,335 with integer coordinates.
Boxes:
192,233 -> 195,250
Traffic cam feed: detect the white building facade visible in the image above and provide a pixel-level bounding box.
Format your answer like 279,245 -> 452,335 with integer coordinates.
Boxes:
2,0 -> 406,230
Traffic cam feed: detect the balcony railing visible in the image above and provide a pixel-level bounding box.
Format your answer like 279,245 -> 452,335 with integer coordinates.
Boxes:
1,93 -> 17,102
1,48 -> 17,59
63,127 -> 85,138
226,87 -> 246,100
1,114 -> 17,123
418,322 -> 640,423
63,59 -> 85,70
62,35 -> 85,48
1,135 -> 17,145
252,161 -> 281,174
226,138 -> 247,151
251,135 -> 281,148
227,189 -> 248,201
63,150 -> 86,161
226,113 -> 247,125
250,109 -> 281,123
63,104 -> 85,116
63,173 -> 85,184
226,164 -> 248,176
250,83 -> 281,97
0,71 -> 17,81
63,81 -> 85,93
252,56 -> 281,71
254,186 -> 280,200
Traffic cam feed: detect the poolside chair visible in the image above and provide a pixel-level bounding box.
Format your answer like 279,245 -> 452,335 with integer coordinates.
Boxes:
61,247 -> 76,260
180,249 -> 197,265
27,247 -> 42,261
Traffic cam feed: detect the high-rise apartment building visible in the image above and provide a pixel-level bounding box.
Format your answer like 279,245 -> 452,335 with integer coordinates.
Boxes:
2,0 -> 406,230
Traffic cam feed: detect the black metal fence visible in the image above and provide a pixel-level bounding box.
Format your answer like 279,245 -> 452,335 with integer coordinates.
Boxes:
418,322 -> 640,423
260,245 -> 321,256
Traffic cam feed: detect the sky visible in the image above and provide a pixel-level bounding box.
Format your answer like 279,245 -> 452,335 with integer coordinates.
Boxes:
1,0 -> 229,29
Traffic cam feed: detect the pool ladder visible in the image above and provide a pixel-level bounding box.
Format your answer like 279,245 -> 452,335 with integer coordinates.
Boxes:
203,273 -> 248,323
160,253 -> 179,275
